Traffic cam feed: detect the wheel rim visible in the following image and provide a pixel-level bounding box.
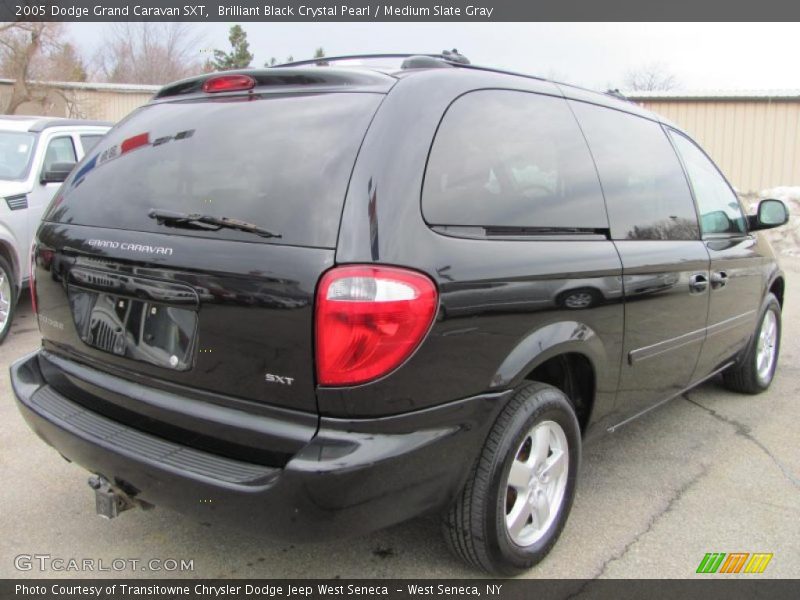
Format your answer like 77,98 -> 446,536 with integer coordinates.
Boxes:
564,292 -> 593,309
756,310 -> 778,382
503,420 -> 569,547
0,268 -> 11,332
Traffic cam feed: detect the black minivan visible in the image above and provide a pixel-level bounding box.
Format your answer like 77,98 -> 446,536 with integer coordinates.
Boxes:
11,55 -> 789,574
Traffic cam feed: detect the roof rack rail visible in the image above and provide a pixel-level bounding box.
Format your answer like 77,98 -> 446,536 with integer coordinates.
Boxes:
273,51 -> 470,69
605,88 -> 631,102
269,52 -> 644,112
273,50 -> 578,89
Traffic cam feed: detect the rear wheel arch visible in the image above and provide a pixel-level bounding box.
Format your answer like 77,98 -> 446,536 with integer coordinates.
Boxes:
490,321 -> 605,433
523,353 -> 595,432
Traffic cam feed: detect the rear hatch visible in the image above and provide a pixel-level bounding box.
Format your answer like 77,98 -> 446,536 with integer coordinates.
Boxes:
32,74 -> 387,415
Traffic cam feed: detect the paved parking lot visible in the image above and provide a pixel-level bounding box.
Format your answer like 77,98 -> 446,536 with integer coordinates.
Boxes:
2,260 -> 799,579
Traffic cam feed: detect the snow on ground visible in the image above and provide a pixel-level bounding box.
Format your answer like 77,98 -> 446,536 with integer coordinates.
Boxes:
740,187 -> 800,257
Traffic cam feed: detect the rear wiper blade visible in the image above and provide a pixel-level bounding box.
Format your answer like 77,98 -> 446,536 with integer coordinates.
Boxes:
148,209 -> 282,239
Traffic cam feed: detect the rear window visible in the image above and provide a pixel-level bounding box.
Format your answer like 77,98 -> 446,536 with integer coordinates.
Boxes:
46,93 -> 383,248
422,90 -> 607,231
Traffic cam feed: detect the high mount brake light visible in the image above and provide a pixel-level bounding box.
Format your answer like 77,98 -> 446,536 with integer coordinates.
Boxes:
315,265 -> 438,386
202,74 -> 256,94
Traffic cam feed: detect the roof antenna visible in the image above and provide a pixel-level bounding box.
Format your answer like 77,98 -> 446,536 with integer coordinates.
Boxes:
442,49 -> 470,65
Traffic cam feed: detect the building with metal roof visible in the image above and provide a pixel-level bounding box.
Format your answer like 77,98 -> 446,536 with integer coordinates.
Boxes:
625,89 -> 800,192
0,79 -> 157,124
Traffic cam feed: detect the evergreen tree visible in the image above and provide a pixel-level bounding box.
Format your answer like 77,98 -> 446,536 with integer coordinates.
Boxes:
264,55 -> 295,68
211,25 -> 253,71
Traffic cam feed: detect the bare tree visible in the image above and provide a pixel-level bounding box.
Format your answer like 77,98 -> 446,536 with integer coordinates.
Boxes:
623,62 -> 678,92
0,22 -> 60,114
36,42 -> 87,82
94,23 -> 205,85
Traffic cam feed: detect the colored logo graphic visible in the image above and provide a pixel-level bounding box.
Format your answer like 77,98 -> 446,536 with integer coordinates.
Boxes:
696,552 -> 773,574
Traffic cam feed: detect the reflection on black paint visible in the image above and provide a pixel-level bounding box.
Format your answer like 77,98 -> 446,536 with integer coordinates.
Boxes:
440,275 -> 623,318
32,223 -> 329,413
69,288 -> 197,371
626,272 -> 680,299
626,217 -> 700,241
368,178 -> 379,261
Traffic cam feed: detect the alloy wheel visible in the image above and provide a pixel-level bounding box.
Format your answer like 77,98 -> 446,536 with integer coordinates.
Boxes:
0,268 -> 11,333
756,309 -> 778,382
503,420 -> 569,546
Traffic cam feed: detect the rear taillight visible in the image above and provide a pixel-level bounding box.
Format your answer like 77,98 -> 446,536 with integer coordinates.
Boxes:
315,265 -> 438,386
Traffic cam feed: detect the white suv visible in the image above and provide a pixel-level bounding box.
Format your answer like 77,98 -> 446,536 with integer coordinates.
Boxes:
0,116 -> 111,342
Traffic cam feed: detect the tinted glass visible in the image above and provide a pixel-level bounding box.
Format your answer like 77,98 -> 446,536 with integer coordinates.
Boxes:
47,93 -> 383,247
669,132 -> 746,236
80,134 -> 104,153
0,131 -> 36,180
422,90 -> 607,230
42,136 -> 78,177
571,101 -> 699,241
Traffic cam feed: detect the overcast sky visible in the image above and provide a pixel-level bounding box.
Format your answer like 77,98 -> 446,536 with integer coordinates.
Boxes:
69,22 -> 800,91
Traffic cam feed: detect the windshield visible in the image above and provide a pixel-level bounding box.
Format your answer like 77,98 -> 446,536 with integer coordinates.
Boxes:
45,92 -> 383,248
0,131 -> 36,180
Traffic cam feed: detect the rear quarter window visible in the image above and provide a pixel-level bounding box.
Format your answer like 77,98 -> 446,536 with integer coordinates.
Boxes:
46,93 -> 383,248
422,90 -> 608,232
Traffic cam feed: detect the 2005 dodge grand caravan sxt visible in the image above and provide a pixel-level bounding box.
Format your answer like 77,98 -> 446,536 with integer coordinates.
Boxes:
11,54 -> 789,574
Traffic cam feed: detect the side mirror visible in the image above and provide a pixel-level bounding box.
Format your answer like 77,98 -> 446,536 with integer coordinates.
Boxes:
41,161 -> 76,184
750,199 -> 789,231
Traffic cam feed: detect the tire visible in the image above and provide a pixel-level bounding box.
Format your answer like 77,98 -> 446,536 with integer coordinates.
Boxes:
0,255 -> 17,344
722,293 -> 781,394
442,382 -> 581,575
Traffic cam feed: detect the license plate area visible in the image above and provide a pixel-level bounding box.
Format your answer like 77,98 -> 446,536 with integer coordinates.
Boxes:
67,270 -> 198,371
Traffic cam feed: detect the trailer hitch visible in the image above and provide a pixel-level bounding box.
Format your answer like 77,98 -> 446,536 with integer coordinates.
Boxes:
87,475 -> 138,519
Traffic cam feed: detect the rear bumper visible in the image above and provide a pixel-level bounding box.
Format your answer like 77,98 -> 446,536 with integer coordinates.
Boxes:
11,350 -> 510,540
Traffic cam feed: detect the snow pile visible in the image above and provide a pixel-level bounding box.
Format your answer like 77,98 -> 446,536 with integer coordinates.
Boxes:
741,187 -> 800,257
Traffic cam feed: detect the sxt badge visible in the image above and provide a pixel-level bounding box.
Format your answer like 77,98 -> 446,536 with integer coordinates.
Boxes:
265,373 -> 294,386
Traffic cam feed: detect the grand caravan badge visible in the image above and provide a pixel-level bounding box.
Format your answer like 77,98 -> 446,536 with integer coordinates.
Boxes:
87,239 -> 174,256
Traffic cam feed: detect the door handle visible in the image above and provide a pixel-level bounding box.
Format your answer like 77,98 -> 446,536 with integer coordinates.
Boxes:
689,273 -> 709,293
711,271 -> 729,289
